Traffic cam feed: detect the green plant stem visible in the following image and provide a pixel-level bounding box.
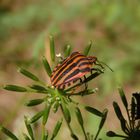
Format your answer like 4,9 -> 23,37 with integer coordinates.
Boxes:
113,134 -> 128,139
81,125 -> 88,140
60,105 -> 78,140
41,124 -> 45,140
60,105 -> 72,132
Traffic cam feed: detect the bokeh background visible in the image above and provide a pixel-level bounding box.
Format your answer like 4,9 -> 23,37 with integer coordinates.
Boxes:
0,0 -> 140,139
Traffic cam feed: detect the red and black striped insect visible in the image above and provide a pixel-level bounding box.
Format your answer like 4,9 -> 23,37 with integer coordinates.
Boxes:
50,52 -> 104,89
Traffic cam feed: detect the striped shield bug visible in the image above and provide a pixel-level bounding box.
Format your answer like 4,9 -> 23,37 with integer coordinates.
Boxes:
50,52 -> 112,89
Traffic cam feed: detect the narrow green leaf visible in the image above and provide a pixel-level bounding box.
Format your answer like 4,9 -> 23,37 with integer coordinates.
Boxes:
99,109 -> 108,130
131,97 -> 136,120
0,125 -> 19,140
43,104 -> 51,125
23,133 -> 31,140
19,68 -> 39,81
4,85 -> 27,92
83,40 -> 92,56
75,107 -> 88,140
42,56 -> 52,77
29,85 -> 48,93
50,119 -> 63,140
42,134 -> 48,140
53,101 -> 60,113
113,102 -> 128,134
30,111 -> 44,124
71,134 -> 79,140
24,116 -> 34,140
94,109 -> 108,140
49,35 -> 55,62
64,44 -> 72,57
113,102 -> 124,120
25,99 -> 44,106
61,103 -> 71,123
120,120 -> 129,134
132,93 -> 140,120
75,107 -> 83,126
85,106 -> 103,117
118,87 -> 128,109
106,131 -> 117,137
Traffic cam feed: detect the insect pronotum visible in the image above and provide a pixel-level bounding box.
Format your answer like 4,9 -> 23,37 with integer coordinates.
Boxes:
50,52 -> 102,89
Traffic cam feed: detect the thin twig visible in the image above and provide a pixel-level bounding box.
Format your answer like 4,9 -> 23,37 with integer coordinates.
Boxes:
60,105 -> 78,140
81,125 -> 88,140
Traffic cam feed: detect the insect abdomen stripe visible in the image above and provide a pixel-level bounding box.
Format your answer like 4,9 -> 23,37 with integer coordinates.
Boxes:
51,53 -> 82,81
78,61 -> 93,67
55,64 -> 91,87
64,67 -> 91,83
52,57 -> 90,86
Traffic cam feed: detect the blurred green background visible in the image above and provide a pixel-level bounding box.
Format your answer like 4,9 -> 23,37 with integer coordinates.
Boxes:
0,0 -> 140,139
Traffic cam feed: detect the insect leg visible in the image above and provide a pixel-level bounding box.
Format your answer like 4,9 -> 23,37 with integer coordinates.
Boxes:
79,78 -> 83,83
71,78 -> 83,94
95,63 -> 104,69
78,76 -> 88,96
91,68 -> 103,74
84,75 -> 88,90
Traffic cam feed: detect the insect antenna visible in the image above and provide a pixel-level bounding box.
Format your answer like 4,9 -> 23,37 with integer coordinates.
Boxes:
97,60 -> 113,72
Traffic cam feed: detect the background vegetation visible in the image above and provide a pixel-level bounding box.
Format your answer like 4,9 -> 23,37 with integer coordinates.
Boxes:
0,0 -> 140,139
